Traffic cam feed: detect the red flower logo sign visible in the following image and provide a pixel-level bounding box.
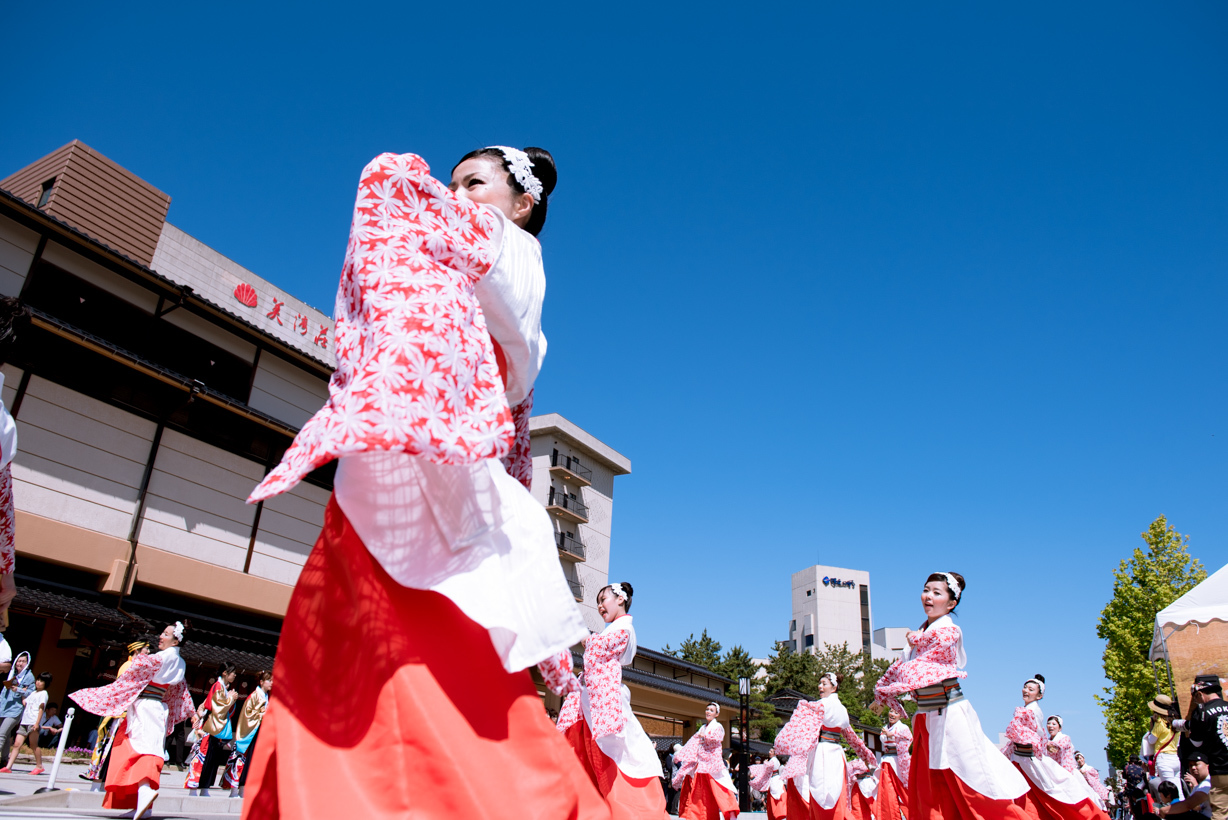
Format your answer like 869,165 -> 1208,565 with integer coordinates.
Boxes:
233,283 -> 258,308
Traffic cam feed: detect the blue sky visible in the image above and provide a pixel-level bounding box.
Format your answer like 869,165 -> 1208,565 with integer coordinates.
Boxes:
5,1 -> 1226,772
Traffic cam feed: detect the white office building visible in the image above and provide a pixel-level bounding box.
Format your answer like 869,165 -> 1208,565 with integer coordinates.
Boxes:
787,564 -> 907,661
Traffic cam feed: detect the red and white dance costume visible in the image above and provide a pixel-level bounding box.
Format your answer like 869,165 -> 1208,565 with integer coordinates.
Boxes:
774,690 -> 877,820
1076,764 -> 1111,808
749,756 -> 787,820
239,153 -> 606,820
877,714 -> 913,819
672,718 -> 740,819
1003,702 -> 1107,820
874,615 -> 1034,820
847,759 -> 879,820
781,749 -> 811,820
547,615 -> 669,819
70,647 -> 195,811
0,372 -> 18,576
1046,724 -> 1107,811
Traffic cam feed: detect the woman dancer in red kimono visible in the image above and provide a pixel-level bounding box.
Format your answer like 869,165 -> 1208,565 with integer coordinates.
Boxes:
873,572 -> 1035,820
748,748 -> 787,820
1072,753 -> 1110,808
70,623 -> 196,819
774,672 -> 877,820
1003,678 -> 1107,820
876,704 -> 912,820
672,703 -> 739,819
546,582 -> 668,819
239,147 -> 608,820
847,758 -> 878,820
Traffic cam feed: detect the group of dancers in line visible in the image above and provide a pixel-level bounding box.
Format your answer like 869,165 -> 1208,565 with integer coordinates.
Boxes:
12,144 -> 1122,819
68,625 -> 271,818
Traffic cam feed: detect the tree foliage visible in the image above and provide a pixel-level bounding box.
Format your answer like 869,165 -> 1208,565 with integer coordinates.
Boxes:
1096,515 -> 1205,768
664,629 -> 723,671
763,641 -> 819,697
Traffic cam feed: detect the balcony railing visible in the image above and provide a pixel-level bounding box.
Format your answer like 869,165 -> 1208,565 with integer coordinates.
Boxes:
549,452 -> 593,486
567,579 -> 583,600
557,531 -> 586,561
547,486 -> 589,522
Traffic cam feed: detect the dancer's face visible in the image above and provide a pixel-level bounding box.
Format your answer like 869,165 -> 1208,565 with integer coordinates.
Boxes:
1047,718 -> 1060,737
920,581 -> 956,622
596,589 -> 626,623
888,707 -> 902,723
1075,753 -> 1085,767
705,704 -> 719,722
1022,681 -> 1041,704
159,625 -> 178,650
450,156 -> 534,228
818,676 -> 837,697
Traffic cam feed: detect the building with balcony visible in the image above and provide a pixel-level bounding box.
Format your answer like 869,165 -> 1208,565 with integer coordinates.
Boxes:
529,413 -> 631,632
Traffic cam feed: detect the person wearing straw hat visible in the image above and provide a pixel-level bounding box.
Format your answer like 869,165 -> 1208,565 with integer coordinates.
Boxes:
1147,694 -> 1184,799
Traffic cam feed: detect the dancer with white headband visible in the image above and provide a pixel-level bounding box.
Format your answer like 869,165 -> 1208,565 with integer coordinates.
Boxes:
748,747 -> 787,820
71,622 -> 195,819
672,701 -> 739,819
548,582 -> 668,819
1004,673 -> 1107,819
873,572 -> 1034,819
774,669 -> 876,819
875,702 -> 912,820
235,144 -> 608,820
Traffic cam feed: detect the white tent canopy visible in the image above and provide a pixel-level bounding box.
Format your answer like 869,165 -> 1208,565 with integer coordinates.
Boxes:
1150,562 -> 1228,661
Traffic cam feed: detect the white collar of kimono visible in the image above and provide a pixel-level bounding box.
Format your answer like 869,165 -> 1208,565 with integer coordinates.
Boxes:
488,146 -> 543,203
5,651 -> 29,681
602,615 -> 636,665
923,614 -> 967,668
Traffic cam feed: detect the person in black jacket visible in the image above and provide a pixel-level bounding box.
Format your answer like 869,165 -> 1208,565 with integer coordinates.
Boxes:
1173,675 -> 1227,820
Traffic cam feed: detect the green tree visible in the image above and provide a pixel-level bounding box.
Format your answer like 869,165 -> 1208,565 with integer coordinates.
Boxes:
663,629 -> 723,671
762,641 -> 819,697
717,645 -> 757,682
1096,515 -> 1205,768
717,645 -> 783,742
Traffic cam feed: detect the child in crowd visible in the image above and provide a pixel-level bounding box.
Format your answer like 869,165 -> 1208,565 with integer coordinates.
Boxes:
1,671 -> 51,774
38,702 -> 61,749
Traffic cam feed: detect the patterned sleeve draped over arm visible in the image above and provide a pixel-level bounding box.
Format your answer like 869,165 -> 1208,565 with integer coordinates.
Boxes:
583,628 -> 630,739
774,699 -> 825,757
1003,706 -> 1045,757
249,152 -> 514,503
873,626 -> 967,715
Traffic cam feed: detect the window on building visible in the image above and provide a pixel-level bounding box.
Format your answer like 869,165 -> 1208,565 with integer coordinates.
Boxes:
860,584 -> 872,654
37,179 -> 55,208
804,634 -> 814,648
790,619 -> 796,634
806,589 -> 812,596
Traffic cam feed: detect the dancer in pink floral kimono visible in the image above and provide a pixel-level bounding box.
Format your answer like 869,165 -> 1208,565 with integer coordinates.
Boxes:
1073,752 -> 1111,808
545,582 -> 668,819
672,703 -> 739,819
1003,675 -> 1106,820
239,146 -> 607,820
773,672 -> 877,820
70,622 -> 195,819
748,750 -> 787,820
874,572 -> 1035,820
877,704 -> 912,818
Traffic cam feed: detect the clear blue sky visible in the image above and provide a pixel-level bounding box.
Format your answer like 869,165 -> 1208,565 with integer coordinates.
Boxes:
6,1 -> 1226,773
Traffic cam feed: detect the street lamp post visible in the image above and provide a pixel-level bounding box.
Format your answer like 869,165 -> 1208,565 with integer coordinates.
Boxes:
738,676 -> 751,812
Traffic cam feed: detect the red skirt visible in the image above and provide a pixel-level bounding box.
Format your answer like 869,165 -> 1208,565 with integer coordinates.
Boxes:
563,720 -> 668,819
910,713 -> 1038,820
678,772 -> 739,819
786,779 -> 809,820
848,785 -> 874,820
1011,763 -> 1108,820
102,722 -> 163,810
875,760 -> 908,820
766,788 -> 787,820
240,497 -> 609,820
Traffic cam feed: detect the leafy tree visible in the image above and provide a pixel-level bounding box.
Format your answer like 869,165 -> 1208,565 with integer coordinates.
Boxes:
663,629 -> 723,670
762,641 -> 819,697
1096,515 -> 1205,768
717,645 -> 757,682
717,645 -> 782,742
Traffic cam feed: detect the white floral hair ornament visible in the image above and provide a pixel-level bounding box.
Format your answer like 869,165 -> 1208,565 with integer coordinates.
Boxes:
1048,714 -> 1063,728
820,671 -> 839,689
607,583 -> 628,603
173,621 -> 185,642
939,572 -> 962,602
488,146 -> 543,203
1026,677 -> 1046,696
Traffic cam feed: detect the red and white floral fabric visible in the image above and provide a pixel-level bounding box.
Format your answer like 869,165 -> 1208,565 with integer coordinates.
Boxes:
749,758 -> 778,793
775,699 -> 825,760
250,153 -> 515,503
0,465 -> 14,575
501,390 -> 534,490
672,720 -> 731,789
1079,764 -> 1111,804
70,653 -> 194,735
1046,731 -> 1078,773
539,648 -> 579,699
1003,704 -> 1047,757
873,623 -> 968,717
882,717 -> 913,789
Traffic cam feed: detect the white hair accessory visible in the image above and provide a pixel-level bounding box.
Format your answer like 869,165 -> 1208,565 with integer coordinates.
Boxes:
608,583 -> 628,603
488,146 -> 543,203
1026,677 -> 1045,696
173,621 -> 185,641
820,671 -> 839,689
939,572 -> 962,601
1048,714 -> 1063,728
